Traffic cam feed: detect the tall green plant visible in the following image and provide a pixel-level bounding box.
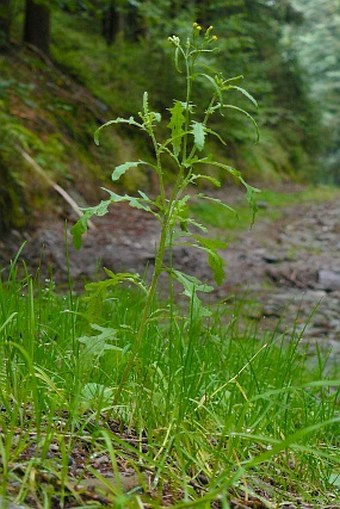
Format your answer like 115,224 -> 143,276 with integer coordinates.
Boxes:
71,23 -> 260,401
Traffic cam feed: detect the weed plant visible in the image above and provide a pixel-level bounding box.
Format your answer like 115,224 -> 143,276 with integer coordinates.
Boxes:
71,24 -> 260,403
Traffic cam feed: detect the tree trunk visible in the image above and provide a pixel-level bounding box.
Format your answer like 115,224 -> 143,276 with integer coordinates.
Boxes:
0,0 -> 11,49
102,0 -> 119,45
23,0 -> 50,55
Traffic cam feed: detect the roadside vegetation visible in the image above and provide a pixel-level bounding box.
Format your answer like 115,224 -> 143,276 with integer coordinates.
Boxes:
0,261 -> 339,508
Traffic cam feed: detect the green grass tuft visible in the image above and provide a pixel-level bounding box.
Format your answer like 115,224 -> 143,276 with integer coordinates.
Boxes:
0,267 -> 338,507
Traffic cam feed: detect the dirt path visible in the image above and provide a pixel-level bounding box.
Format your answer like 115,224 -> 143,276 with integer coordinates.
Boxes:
1,194 -> 340,363
220,199 -> 340,364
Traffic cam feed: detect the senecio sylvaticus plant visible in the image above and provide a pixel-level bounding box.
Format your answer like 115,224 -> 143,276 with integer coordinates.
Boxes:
71,23 -> 260,402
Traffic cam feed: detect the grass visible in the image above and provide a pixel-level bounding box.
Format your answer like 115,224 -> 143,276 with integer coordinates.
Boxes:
0,262 -> 339,508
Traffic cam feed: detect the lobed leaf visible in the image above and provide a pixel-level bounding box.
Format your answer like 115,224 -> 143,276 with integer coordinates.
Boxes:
194,159 -> 241,180
103,268 -> 147,292
78,324 -> 119,361
171,269 -> 213,318
172,269 -> 213,295
167,101 -> 186,157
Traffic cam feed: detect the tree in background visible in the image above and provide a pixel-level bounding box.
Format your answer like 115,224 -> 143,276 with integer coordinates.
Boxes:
289,0 -> 340,182
136,0 -> 320,176
1,0 -> 325,184
0,0 -> 11,49
101,0 -> 143,44
23,0 -> 51,54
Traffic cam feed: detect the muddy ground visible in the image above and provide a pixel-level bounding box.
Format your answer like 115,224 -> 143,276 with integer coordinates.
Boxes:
1,190 -> 340,364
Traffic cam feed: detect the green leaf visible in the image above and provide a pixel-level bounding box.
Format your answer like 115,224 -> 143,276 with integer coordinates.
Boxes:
193,235 -> 227,285
152,112 -> 162,123
71,199 -> 112,249
208,250 -> 225,286
167,101 -> 186,157
171,269 -> 213,319
71,186 -> 156,249
172,269 -> 213,295
227,85 -> 258,107
111,160 -> 147,182
71,214 -> 89,250
102,189 -> 153,213
194,159 -> 241,180
205,127 -> 227,146
328,473 -> 340,489
191,121 -> 206,151
193,235 -> 227,251
186,218 -> 207,232
94,116 -> 143,145
78,324 -> 119,361
197,193 -> 237,215
189,174 -> 221,187
223,104 -> 260,142
199,73 -> 223,103
239,179 -> 261,227
80,383 -> 114,411
103,268 -> 147,292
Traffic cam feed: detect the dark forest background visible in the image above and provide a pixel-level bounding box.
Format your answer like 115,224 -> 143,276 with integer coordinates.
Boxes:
0,0 -> 339,234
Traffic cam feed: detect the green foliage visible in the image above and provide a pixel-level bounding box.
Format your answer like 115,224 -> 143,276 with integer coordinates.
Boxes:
49,1 -> 322,181
0,267 -> 339,507
72,25 -> 260,401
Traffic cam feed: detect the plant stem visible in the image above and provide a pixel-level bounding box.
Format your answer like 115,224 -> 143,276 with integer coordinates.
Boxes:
112,207 -> 171,407
182,48 -> 192,163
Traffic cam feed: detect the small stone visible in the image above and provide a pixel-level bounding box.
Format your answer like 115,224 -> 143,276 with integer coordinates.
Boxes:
318,270 -> 340,291
263,254 -> 282,264
75,471 -> 147,495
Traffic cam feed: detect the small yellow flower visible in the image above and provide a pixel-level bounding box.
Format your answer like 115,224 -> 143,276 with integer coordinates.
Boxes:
211,35 -> 218,41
